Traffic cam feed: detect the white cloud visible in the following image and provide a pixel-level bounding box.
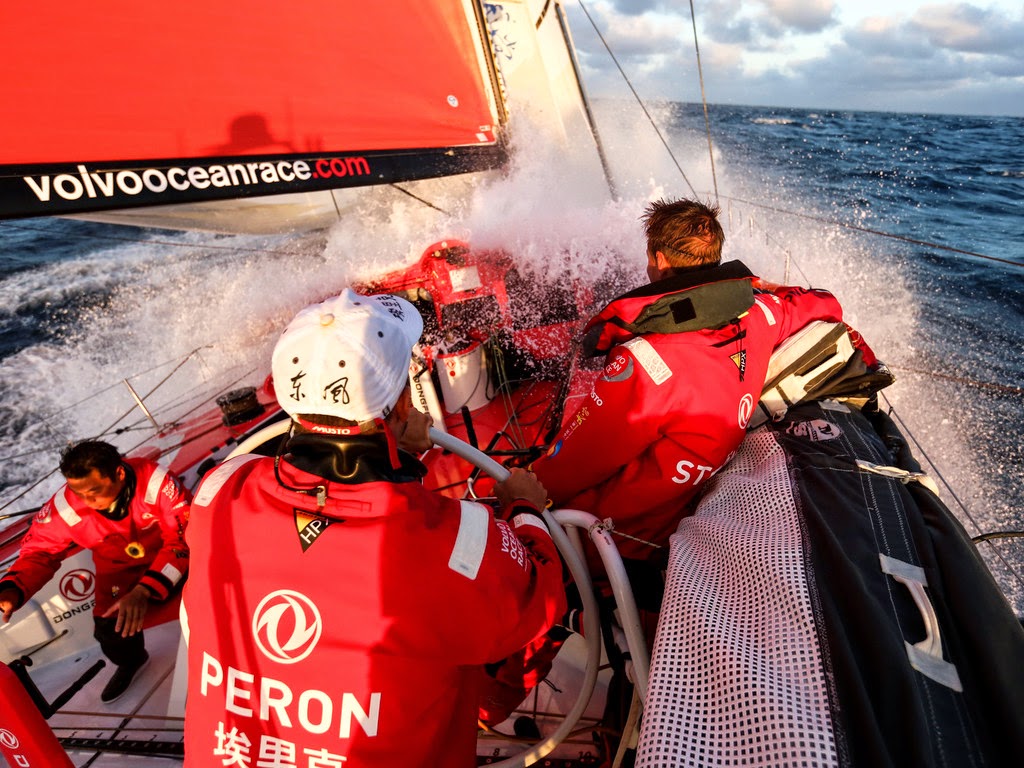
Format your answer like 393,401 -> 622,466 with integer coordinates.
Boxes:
591,5 -> 686,57
566,0 -> 1024,116
910,4 -> 1024,54
762,0 -> 838,33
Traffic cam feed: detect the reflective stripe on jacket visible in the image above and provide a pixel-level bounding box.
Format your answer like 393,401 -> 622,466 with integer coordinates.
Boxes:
534,261 -> 857,562
182,453 -> 564,768
2,457 -> 190,613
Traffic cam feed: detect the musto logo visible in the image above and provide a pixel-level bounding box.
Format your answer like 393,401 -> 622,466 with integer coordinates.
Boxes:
59,569 -> 95,601
253,590 -> 322,664
0,728 -> 19,749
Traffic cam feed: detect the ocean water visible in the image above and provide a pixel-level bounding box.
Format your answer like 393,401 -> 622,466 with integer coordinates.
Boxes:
1,102 -> 1022,611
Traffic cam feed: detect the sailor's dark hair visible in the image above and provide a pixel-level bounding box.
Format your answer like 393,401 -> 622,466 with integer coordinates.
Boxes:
641,197 -> 725,268
59,440 -> 123,480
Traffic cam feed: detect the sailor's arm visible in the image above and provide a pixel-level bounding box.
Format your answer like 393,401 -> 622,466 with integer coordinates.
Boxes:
472,470 -> 566,663
394,402 -> 434,453
533,344 -> 661,505
755,283 -> 881,367
0,502 -> 79,614
479,521 -> 565,663
754,283 -> 843,338
101,584 -> 152,637
0,585 -> 23,622
137,469 -> 191,602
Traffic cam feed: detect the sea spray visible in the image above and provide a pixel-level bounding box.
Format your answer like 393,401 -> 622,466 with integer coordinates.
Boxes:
1,103 -> 1020,613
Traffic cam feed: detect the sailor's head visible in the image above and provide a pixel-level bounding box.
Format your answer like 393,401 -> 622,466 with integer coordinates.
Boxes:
59,440 -> 127,510
641,198 -> 724,282
271,288 -> 424,436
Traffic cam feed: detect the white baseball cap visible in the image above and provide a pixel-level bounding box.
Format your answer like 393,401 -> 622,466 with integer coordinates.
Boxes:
271,289 -> 423,426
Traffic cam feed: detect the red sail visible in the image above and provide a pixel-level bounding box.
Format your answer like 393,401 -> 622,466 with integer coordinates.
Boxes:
0,1 -> 505,217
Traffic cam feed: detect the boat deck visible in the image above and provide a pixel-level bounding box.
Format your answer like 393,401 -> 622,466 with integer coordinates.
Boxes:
25,621 -> 185,766
5,620 -> 610,766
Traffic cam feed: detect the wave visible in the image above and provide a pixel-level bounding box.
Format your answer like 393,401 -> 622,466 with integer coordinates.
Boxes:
1,101 -> 1021,612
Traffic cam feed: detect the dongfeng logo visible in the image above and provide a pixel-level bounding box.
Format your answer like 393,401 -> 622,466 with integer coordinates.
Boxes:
59,569 -> 96,601
0,728 -> 19,749
737,394 -> 755,429
252,590 -> 322,664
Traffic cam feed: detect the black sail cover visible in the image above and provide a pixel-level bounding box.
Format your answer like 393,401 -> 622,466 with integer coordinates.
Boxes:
636,399 -> 1024,767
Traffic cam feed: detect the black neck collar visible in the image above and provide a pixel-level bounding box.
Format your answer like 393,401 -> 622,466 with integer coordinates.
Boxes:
283,432 -> 427,485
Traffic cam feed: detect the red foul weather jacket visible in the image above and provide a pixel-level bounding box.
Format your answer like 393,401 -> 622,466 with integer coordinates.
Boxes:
533,260 -> 878,564
0,458 -> 191,614
182,440 -> 565,768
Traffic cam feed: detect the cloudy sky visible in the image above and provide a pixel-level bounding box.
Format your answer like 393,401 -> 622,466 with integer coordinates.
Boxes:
562,0 -> 1024,116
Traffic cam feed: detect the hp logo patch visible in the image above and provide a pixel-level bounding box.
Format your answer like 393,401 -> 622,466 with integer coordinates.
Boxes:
59,569 -> 96,601
252,590 -> 322,664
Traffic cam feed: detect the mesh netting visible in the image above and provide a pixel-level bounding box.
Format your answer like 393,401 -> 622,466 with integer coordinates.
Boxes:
636,427 -> 837,767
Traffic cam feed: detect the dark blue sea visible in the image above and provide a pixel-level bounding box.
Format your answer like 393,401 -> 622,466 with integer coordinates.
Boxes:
1,103 -> 1022,609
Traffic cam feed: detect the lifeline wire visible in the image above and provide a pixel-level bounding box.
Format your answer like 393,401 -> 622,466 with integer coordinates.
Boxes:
689,0 -> 719,203
575,1 -> 698,198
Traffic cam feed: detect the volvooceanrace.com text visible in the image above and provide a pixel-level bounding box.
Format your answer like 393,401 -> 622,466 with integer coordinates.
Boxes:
22,157 -> 372,204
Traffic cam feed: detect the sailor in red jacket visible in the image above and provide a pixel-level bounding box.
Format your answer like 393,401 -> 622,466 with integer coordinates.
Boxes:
534,197 -> 880,569
182,289 -> 565,768
0,440 -> 191,702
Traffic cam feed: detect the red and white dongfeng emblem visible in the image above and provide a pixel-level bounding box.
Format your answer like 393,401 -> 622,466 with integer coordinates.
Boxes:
59,569 -> 95,602
738,393 -> 755,429
252,589 -> 322,664
0,729 -> 19,749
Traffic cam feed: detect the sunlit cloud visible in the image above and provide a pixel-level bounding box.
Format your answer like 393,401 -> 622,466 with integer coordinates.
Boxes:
762,0 -> 838,33
910,4 -> 1024,54
567,0 -> 1024,116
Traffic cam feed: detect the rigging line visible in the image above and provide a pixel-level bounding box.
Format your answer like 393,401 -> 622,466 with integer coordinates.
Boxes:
881,393 -> 975,524
714,192 -> 1022,268
12,360 -> 257,481
535,0 -> 553,28
0,447 -> 64,463
155,373 -> 261,430
0,470 -> 59,513
50,354 -> 251,447
34,412 -> 77,460
543,337 -> 585,445
152,367 -> 263,422
688,0 -> 718,203
489,342 -> 529,449
723,199 -> 811,285
111,367 -> 263,455
880,393 -> 1024,595
887,365 -> 1022,397
726,196 -> 1020,584
130,351 -> 213,411
0,508 -> 40,523
388,184 -> 449,214
117,362 -> 261,435
38,348 -> 210,417
93,350 -> 207,439
973,530 -> 1024,543
576,1 -> 698,198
